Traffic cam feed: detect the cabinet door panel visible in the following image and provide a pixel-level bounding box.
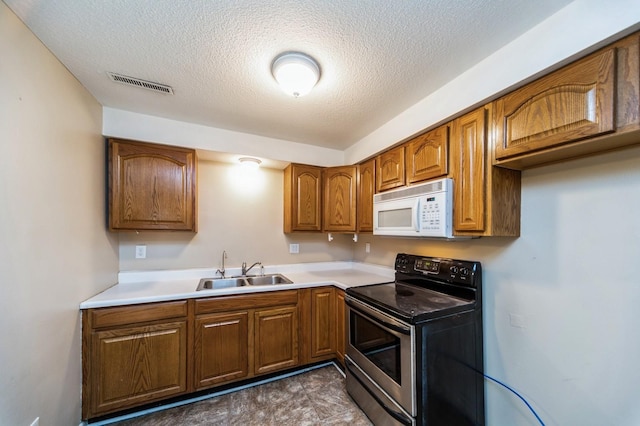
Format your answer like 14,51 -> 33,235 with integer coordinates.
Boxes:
109,139 -> 196,231
376,146 -> 405,192
357,160 -> 375,232
405,126 -> 448,184
91,321 -> 187,415
451,108 -> 486,232
324,166 -> 357,232
311,288 -> 336,358
335,289 -> 346,365
194,312 -> 249,389
284,164 -> 322,232
495,48 -> 615,160
254,306 -> 299,374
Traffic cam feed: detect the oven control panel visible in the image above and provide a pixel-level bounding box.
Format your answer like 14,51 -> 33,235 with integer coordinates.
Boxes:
395,253 -> 480,287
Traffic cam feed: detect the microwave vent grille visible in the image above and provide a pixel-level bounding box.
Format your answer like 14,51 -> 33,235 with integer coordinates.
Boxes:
374,179 -> 447,202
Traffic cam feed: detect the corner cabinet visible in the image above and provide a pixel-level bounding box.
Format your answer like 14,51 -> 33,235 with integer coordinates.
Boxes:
450,106 -> 521,237
82,301 -> 188,419
323,166 -> 357,232
283,163 -> 322,232
108,138 -> 197,231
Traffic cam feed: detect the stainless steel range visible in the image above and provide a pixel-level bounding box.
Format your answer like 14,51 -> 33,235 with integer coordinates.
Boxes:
345,253 -> 484,426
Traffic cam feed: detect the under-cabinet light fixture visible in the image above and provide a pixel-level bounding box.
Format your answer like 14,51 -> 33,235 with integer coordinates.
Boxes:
239,157 -> 262,169
271,52 -> 320,97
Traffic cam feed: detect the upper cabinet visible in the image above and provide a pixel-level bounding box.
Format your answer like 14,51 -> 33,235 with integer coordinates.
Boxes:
405,126 -> 448,184
323,166 -> 357,232
283,163 -> 322,233
494,33 -> 640,169
376,145 -> 405,192
357,159 -> 375,233
108,138 -> 197,231
450,106 -> 521,237
495,48 -> 616,160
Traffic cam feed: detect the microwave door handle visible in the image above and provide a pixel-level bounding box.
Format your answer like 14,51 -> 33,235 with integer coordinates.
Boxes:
414,198 -> 421,233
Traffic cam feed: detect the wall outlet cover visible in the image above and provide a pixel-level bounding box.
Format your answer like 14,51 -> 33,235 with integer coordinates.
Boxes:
135,245 -> 147,259
289,243 -> 299,254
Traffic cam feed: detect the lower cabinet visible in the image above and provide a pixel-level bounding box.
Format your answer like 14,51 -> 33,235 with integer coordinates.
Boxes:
82,301 -> 188,419
82,288 -> 346,420
255,306 -> 299,374
193,311 -> 250,389
335,289 -> 346,365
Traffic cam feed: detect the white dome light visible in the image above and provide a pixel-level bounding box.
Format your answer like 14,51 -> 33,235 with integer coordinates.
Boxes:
271,52 -> 320,97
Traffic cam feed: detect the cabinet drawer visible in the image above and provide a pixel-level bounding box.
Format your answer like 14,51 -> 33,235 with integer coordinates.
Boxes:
195,290 -> 298,315
90,301 -> 188,329
495,48 -> 616,160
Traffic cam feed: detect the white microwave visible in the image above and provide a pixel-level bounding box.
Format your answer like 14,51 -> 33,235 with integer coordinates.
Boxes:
373,178 -> 454,238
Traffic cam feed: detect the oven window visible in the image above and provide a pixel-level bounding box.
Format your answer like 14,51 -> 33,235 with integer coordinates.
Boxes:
350,310 -> 402,384
378,207 -> 412,228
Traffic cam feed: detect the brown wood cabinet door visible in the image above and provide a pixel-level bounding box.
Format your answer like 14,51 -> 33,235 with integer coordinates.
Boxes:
495,48 -> 616,160
310,287 -> 336,359
108,139 -> 197,231
90,321 -> 187,416
193,311 -> 249,390
357,159 -> 375,232
405,126 -> 448,184
335,289 -> 346,365
450,108 -> 487,233
323,166 -> 357,232
284,164 -> 322,232
376,145 -> 405,192
254,306 -> 299,374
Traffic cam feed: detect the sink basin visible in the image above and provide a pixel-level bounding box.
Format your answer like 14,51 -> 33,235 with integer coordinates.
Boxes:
245,274 -> 293,286
196,274 -> 292,290
196,277 -> 247,291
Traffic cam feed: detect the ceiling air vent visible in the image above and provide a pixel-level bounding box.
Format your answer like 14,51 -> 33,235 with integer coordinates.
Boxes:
107,72 -> 174,95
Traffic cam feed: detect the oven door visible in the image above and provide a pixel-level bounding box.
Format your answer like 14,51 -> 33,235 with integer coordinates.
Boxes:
345,295 -> 416,416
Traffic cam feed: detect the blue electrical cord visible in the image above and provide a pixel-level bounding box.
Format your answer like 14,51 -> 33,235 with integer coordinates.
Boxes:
483,373 -> 545,426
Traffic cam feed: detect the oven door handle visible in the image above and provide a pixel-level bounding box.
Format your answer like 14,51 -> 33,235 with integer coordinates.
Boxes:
346,297 -> 412,336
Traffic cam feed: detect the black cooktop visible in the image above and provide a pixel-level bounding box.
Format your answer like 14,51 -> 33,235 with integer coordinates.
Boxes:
346,253 -> 482,324
347,281 -> 474,323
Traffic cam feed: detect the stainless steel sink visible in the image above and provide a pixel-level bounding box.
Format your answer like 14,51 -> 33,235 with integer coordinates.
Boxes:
245,274 -> 293,286
196,277 -> 247,291
196,274 -> 292,291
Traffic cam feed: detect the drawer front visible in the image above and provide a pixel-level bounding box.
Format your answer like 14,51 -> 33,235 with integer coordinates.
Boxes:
90,300 -> 187,328
195,290 -> 298,315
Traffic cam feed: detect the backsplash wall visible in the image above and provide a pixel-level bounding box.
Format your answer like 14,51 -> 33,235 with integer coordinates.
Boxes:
118,160 -> 354,272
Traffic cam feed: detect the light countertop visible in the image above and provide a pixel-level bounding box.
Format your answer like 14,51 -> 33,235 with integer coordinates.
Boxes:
80,261 -> 395,309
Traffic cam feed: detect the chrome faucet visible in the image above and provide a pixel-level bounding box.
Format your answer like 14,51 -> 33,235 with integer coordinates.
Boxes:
241,261 -> 262,276
216,250 -> 227,278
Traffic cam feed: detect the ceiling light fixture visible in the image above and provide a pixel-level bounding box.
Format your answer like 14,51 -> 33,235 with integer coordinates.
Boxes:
271,52 -> 320,97
239,157 -> 262,169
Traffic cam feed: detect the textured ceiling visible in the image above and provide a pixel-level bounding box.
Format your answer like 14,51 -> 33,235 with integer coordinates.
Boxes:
5,0 -> 572,150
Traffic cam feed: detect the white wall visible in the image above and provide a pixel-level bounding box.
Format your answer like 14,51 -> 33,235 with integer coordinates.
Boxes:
0,4 -> 118,426
118,160 -> 355,271
352,145 -> 640,425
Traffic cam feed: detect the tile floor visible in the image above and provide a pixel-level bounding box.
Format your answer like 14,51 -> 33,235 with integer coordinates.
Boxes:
110,364 -> 373,426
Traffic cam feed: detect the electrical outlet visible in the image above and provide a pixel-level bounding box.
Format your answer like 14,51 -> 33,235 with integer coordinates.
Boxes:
135,245 -> 147,259
365,243 -> 371,253
289,243 -> 299,254
30,417 -> 39,426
